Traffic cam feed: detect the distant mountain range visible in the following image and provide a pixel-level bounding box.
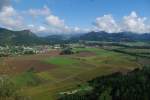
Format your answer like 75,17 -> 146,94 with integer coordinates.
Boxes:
71,31 -> 150,42
0,27 -> 150,45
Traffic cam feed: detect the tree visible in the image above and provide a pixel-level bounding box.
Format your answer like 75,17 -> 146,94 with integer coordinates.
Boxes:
60,47 -> 74,55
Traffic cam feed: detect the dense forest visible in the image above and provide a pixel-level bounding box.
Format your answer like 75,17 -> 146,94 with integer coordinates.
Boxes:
59,65 -> 150,100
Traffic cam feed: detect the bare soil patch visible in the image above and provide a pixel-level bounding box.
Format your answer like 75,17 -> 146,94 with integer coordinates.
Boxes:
0,50 -> 60,74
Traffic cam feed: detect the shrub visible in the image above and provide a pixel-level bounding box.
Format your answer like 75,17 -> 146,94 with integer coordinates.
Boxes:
60,47 -> 74,55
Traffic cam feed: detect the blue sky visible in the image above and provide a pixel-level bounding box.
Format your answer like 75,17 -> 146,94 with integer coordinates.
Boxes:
0,0 -> 150,35
13,0 -> 150,28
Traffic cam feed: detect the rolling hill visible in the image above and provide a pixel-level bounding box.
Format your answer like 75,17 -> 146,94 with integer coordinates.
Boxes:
0,28 -> 45,45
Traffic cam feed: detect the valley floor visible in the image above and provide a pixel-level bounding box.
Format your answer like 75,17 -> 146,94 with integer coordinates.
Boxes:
0,47 -> 147,100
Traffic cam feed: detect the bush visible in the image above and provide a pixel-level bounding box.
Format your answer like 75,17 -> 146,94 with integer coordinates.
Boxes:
60,47 -> 74,55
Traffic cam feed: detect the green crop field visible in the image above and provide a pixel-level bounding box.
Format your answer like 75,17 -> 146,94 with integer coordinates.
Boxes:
45,57 -> 79,66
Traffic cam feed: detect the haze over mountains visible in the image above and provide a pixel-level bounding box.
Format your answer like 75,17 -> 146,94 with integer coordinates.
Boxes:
0,27 -> 150,45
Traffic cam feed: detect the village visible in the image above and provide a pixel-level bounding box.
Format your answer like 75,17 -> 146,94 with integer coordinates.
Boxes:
0,43 -> 88,57
0,45 -> 54,57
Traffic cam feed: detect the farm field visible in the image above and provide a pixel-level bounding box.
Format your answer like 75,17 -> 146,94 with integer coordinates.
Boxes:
0,47 -> 143,100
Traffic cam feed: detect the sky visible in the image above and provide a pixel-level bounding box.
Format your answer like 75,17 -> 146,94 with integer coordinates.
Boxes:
0,0 -> 150,36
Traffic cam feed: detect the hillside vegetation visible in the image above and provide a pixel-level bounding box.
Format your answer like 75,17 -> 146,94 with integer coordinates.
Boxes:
59,66 -> 150,100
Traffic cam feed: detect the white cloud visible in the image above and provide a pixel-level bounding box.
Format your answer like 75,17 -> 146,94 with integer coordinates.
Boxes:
73,27 -> 80,32
46,15 -> 65,28
38,26 -> 47,32
44,11 -> 87,34
94,11 -> 150,33
26,5 -> 86,34
0,0 -> 26,30
122,11 -> 150,33
95,15 -> 120,33
0,6 -> 24,30
27,24 -> 47,33
28,5 -> 51,17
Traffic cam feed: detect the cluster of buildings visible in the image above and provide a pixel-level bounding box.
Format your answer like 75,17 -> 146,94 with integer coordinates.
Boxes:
0,46 -> 37,57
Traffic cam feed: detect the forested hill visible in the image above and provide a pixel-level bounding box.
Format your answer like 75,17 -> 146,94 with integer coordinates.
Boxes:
0,28 -> 45,45
0,27 -> 72,45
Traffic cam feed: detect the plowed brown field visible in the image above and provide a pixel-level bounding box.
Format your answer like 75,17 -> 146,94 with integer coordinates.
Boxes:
0,50 -> 60,74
